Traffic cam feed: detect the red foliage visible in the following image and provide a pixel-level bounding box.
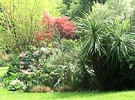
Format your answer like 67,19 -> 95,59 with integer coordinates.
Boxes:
33,12 -> 76,47
41,12 -> 54,28
44,32 -> 52,37
33,32 -> 52,47
54,16 -> 76,39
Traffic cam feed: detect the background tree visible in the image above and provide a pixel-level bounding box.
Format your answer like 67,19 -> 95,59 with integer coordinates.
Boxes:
60,0 -> 106,20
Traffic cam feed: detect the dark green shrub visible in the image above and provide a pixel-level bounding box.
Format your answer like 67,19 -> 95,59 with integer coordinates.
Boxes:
18,73 -> 38,92
8,54 -> 20,69
109,53 -> 135,90
2,72 -> 26,91
59,0 -> 106,20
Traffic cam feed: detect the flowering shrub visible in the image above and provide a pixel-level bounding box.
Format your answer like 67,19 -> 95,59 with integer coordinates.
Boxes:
7,79 -> 26,91
19,48 -> 43,72
3,39 -> 83,92
3,75 -> 26,91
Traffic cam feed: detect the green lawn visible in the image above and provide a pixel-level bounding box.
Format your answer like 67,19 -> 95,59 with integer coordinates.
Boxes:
0,67 -> 135,100
0,89 -> 135,100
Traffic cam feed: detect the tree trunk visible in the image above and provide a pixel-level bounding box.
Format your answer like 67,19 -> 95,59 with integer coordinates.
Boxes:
92,53 -> 110,91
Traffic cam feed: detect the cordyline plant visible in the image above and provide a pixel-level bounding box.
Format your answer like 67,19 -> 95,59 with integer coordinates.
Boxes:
78,1 -> 135,91
33,12 -> 76,47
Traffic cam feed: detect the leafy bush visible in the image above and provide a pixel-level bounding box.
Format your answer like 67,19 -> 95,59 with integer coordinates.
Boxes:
3,71 -> 26,91
59,0 -> 106,20
19,47 -> 43,71
18,72 -> 38,92
39,45 -> 82,88
3,38 -> 83,92
7,79 -> 26,91
3,72 -> 20,91
8,54 -> 20,68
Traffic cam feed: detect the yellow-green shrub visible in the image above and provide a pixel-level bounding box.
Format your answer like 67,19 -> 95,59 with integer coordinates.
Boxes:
0,0 -> 62,53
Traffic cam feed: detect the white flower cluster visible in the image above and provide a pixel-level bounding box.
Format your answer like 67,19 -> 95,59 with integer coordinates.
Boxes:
10,79 -> 22,86
9,79 -> 26,91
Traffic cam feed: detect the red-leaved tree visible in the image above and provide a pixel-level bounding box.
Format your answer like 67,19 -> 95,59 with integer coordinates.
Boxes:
54,16 -> 76,39
33,12 -> 76,47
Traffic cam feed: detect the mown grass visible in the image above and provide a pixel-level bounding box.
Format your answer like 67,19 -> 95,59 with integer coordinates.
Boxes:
0,67 -> 135,100
0,89 -> 135,100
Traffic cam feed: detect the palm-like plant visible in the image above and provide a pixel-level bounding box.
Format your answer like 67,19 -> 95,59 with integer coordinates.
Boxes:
78,1 -> 135,90
106,19 -> 135,65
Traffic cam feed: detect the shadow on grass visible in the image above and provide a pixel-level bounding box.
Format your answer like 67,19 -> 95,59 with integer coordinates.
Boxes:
49,90 -> 135,100
50,91 -> 109,99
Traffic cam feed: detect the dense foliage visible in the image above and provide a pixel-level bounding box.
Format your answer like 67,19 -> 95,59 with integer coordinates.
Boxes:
0,0 -> 61,53
78,0 -> 135,90
1,0 -> 135,92
2,11 -> 84,92
60,0 -> 106,19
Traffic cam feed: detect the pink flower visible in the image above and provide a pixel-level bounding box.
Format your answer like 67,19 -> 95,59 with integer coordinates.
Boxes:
34,51 -> 39,55
20,52 -> 26,57
20,61 -> 24,65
